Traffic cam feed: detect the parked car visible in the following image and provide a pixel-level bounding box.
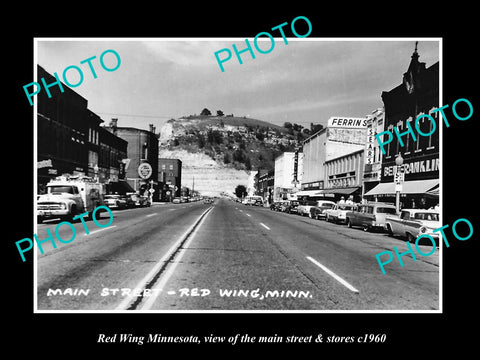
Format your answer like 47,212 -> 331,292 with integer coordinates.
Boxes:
309,200 -> 336,220
345,202 -> 397,232
270,201 -> 283,211
243,196 -> 263,206
128,193 -> 149,207
172,197 -> 181,204
297,200 -> 319,217
385,209 -> 440,243
122,194 -> 135,208
282,200 -> 300,214
104,194 -> 127,209
324,203 -> 357,224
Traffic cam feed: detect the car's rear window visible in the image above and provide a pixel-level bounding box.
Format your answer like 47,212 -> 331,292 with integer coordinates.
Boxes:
376,207 -> 397,214
414,212 -> 439,221
320,203 -> 334,208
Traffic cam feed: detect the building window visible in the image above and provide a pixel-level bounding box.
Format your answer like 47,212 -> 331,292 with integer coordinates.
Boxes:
161,164 -> 166,170
169,164 -> 174,170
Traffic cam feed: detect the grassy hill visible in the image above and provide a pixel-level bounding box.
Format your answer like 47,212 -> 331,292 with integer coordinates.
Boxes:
161,115 -> 310,171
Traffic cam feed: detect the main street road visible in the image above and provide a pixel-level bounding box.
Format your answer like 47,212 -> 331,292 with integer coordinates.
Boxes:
36,199 -> 439,311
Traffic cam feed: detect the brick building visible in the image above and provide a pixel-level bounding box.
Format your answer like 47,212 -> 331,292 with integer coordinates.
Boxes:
158,158 -> 182,201
364,44 -> 439,209
104,120 -> 159,200
37,65 -> 127,194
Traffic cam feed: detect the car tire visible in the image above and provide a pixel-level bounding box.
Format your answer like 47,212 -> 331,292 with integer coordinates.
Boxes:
37,216 -> 44,224
346,219 -> 352,228
69,205 -> 77,222
386,224 -> 394,237
406,232 -> 415,243
363,225 -> 369,232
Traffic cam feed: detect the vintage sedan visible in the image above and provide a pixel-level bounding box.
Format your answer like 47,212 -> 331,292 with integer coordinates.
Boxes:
346,202 -> 397,232
128,193 -> 149,207
309,200 -> 336,220
324,203 -> 357,224
270,201 -> 283,211
385,209 -> 440,243
104,194 -> 128,209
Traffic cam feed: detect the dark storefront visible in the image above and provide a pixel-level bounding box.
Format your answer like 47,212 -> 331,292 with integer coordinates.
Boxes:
365,44 -> 439,209
37,66 -> 131,195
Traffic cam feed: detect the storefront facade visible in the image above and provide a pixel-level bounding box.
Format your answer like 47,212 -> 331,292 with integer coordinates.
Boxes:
364,45 -> 439,209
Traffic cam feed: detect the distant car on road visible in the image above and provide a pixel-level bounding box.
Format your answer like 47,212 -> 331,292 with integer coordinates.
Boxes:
385,209 -> 440,243
309,200 -> 336,220
172,197 -> 181,204
345,202 -> 397,232
104,194 -> 127,209
324,203 -> 357,224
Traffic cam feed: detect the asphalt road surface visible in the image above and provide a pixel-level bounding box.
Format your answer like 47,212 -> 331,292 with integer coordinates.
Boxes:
36,198 -> 440,311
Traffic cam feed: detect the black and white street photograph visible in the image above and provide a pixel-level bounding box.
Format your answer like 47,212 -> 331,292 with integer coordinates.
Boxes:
7,4 -> 480,354
33,38 -> 442,312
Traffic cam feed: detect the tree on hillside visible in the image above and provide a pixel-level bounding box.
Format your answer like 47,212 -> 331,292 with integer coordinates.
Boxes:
223,152 -> 231,164
310,123 -> 324,134
197,134 -> 205,148
232,149 -> 246,163
216,110 -> 224,116
200,108 -> 211,116
245,156 -> 252,170
235,184 -> 247,199
293,123 -> 303,132
283,122 -> 293,129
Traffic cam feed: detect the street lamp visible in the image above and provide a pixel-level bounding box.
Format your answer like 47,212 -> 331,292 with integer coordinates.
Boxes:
394,154 -> 404,213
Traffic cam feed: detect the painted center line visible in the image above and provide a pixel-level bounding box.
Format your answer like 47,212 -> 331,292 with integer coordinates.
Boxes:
306,256 -> 359,293
146,213 -> 157,217
87,225 -> 117,236
260,222 -> 270,230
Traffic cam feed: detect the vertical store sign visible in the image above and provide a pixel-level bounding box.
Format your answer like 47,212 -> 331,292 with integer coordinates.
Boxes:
293,151 -> 299,184
365,122 -> 375,165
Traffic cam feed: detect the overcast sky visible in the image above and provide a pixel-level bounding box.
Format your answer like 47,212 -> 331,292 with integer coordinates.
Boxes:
36,38 -> 439,131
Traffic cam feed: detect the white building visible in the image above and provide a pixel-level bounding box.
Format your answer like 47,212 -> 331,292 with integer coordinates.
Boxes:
302,116 -> 367,194
273,152 -> 304,201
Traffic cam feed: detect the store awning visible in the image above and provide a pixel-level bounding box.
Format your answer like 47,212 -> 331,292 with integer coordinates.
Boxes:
323,187 -> 361,195
109,180 -> 135,194
294,190 -> 324,197
364,179 -> 439,196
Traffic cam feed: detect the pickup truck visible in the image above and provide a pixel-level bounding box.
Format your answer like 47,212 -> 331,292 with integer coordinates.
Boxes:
385,209 -> 440,242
